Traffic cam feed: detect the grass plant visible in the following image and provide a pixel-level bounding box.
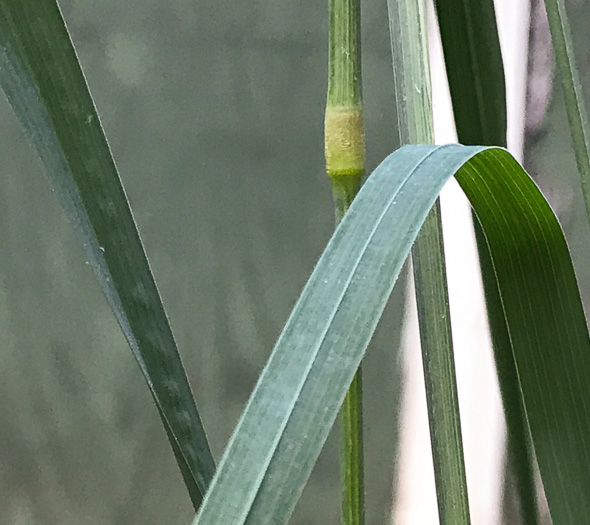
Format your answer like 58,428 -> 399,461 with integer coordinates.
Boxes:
2,0 -> 590,523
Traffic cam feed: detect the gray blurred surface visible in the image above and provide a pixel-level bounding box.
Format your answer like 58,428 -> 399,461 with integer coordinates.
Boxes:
525,0 -> 590,304
0,1 -> 404,523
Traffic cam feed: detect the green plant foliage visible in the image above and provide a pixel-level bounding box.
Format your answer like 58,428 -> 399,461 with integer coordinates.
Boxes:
433,0 -> 539,521
0,0 -> 214,508
434,0 -> 507,145
3,1 -> 590,524
387,0 -> 470,520
325,0 -> 366,522
194,144 -> 590,525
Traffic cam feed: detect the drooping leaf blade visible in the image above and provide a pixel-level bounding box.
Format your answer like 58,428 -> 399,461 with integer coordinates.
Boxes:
0,0 -> 214,507
433,0 -> 507,145
194,144 -> 590,525
433,0 -> 540,521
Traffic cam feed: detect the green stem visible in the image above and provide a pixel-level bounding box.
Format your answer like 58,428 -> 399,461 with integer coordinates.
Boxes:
412,201 -> 471,525
332,179 -> 365,525
332,175 -> 363,223
325,0 -> 365,523
327,0 -> 362,108
340,349 -> 365,525
387,0 -> 471,522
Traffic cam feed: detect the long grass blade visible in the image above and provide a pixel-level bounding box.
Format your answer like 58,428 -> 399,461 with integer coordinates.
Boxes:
0,0 -> 214,507
434,0 -> 507,145
433,1 -> 540,522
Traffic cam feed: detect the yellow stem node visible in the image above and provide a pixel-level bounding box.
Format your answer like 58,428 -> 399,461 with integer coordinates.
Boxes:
325,107 -> 365,177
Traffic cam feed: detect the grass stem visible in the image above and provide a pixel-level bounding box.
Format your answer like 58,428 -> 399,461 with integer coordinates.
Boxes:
325,0 -> 365,522
387,0 -> 471,522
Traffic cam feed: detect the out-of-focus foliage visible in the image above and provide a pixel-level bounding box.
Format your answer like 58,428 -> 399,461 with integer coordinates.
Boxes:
525,1 -> 590,302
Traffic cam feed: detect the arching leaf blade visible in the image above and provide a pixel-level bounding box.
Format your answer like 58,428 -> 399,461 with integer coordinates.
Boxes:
194,144 -> 590,525
433,1 -> 540,521
458,148 -> 590,524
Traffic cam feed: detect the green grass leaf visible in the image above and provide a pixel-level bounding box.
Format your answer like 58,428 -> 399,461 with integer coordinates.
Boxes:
194,144 -> 590,525
0,0 -> 214,507
433,1 -> 540,521
434,0 -> 507,146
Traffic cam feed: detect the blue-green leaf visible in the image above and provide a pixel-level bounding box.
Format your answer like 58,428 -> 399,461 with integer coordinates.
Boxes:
195,145 -> 590,525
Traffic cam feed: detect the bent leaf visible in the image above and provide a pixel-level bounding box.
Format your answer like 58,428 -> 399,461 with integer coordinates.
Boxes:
432,1 -> 540,522
0,0 -> 214,507
194,144 -> 590,525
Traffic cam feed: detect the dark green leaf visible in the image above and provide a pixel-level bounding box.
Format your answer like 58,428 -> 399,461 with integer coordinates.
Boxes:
433,1 -> 539,522
0,0 -> 214,507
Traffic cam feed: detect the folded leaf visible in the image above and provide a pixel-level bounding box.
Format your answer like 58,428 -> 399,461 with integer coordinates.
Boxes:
194,144 -> 590,525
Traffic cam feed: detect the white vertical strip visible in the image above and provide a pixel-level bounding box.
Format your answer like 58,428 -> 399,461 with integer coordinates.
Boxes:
392,1 -> 530,523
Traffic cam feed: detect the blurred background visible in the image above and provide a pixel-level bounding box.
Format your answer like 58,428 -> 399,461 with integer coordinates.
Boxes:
0,0 -> 588,523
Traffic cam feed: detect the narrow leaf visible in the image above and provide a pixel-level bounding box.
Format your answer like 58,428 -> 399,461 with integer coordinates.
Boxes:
433,0 -> 507,145
434,0 -> 540,521
0,0 -> 214,506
